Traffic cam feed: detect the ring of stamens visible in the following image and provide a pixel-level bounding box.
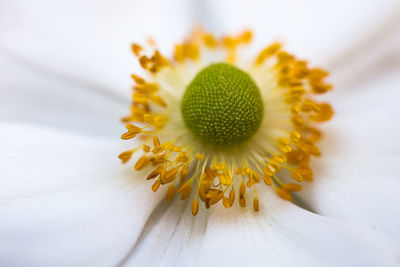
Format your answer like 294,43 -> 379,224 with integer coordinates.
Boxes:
120,29 -> 333,216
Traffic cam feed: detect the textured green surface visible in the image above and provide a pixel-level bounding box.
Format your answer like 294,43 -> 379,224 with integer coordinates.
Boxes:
181,63 -> 264,145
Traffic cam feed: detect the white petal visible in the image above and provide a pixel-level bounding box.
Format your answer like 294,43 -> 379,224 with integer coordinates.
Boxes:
0,53 -> 128,136
0,0 -> 193,135
121,190 -> 400,267
297,69 -> 400,242
120,197 -> 209,267
0,0 -> 193,96
202,0 -> 400,64
0,123 -> 165,267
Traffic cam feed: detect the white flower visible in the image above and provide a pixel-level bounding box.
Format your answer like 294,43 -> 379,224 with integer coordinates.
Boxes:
1,1 -> 400,267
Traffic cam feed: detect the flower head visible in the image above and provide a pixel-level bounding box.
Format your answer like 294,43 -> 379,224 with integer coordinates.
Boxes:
119,29 -> 333,215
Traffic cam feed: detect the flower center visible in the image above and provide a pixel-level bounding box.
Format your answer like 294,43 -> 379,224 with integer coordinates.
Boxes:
181,63 -> 264,145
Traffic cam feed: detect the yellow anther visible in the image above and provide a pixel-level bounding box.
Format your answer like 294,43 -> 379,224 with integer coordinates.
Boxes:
305,127 -> 322,142
253,197 -> 259,212
262,174 -> 272,185
291,168 -> 313,182
239,196 -> 246,207
290,131 -> 301,143
151,145 -> 164,155
121,124 -> 142,140
290,86 -> 306,95
131,74 -> 145,84
153,136 -> 160,148
181,184 -> 192,200
240,30 -> 253,43
311,82 -> 332,94
275,187 -> 292,201
229,188 -> 235,206
192,198 -> 199,216
203,33 -> 218,48
309,68 -> 329,81
218,173 -> 232,185
139,56 -> 150,69
291,115 -> 304,128
152,180 -> 161,192
196,153 -> 205,161
204,167 -> 217,180
176,152 -> 189,163
206,189 -> 219,199
208,191 -> 224,205
284,183 -> 303,192
177,179 -> 191,193
172,146 -> 182,152
212,163 -> 225,171
134,83 -> 158,93
166,184 -> 176,201
147,166 -> 162,180
264,163 -> 279,176
310,145 -> 321,157
199,186 -> 207,202
222,197 -> 231,208
161,167 -> 179,184
143,113 -> 154,124
135,155 -> 150,170
174,44 -> 185,63
301,100 -> 320,113
222,36 -> 238,49
239,180 -> 246,198
255,43 -> 281,65
118,150 -> 134,163
131,43 -> 142,57
186,42 -> 200,60
272,155 -> 287,164
277,138 -> 292,153
132,92 -> 148,104
276,51 -> 294,65
310,103 -> 334,122
179,165 -> 189,182
142,145 -> 150,152
247,169 -> 261,183
150,95 -> 167,107
235,167 -> 244,175
247,179 -> 255,187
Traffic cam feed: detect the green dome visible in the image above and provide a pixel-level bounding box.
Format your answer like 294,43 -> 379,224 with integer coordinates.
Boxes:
181,63 -> 264,145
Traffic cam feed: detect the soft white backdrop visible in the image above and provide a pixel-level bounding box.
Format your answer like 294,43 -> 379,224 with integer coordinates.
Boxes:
0,1 -> 400,266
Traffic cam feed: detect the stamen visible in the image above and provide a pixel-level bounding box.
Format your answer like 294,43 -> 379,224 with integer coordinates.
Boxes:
120,29 -> 333,215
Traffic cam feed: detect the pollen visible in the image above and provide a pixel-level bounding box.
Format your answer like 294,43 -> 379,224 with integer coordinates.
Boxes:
120,28 -> 333,216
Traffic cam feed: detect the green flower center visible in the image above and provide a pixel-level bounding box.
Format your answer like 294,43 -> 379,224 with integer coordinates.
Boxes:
181,63 -> 264,145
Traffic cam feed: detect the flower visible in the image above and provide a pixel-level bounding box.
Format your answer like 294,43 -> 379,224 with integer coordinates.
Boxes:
120,29 -> 333,215
1,1 -> 400,267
